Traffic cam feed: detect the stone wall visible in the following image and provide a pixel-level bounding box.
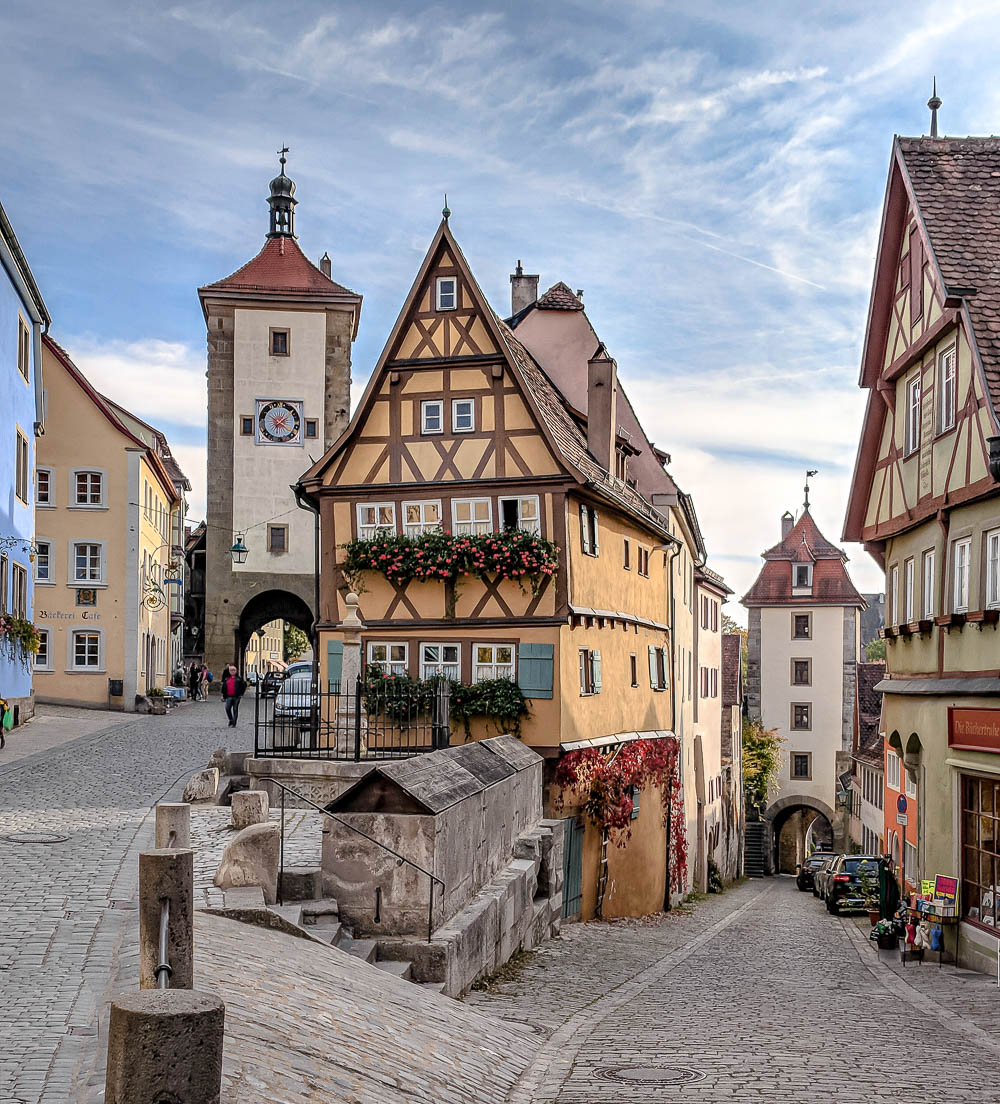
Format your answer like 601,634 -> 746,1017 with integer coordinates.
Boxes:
746,607 -> 762,721
247,757 -> 375,809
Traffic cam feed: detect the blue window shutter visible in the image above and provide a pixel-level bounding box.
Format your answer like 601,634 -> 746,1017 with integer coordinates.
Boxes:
517,642 -> 554,699
326,639 -> 344,691
592,650 -> 602,694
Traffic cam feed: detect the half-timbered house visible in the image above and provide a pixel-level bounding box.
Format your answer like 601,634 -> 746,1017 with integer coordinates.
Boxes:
844,134 -> 1000,971
299,218 -> 719,917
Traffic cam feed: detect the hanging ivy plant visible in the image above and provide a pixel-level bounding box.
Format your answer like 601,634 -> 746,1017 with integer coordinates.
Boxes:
343,529 -> 559,595
0,616 -> 41,670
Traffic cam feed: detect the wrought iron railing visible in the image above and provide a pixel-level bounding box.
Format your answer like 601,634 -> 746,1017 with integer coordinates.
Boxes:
253,674 -> 450,762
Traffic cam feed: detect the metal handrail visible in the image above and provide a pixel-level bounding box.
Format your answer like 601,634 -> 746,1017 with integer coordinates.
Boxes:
269,777 -> 444,942
154,829 -> 178,989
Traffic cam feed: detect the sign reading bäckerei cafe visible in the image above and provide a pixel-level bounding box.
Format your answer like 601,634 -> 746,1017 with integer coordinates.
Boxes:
948,708 -> 1000,754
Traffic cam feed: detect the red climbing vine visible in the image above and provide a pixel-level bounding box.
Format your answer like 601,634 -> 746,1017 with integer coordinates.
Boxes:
553,737 -> 687,889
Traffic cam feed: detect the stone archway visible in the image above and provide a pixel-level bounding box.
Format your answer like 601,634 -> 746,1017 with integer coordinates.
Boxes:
764,796 -> 837,875
236,590 -> 314,676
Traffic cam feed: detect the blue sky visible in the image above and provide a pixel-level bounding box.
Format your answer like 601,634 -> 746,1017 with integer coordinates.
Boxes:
5,0 -> 1000,618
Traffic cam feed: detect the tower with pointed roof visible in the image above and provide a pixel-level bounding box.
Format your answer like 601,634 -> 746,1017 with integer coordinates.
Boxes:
742,494 -> 864,867
197,153 -> 362,675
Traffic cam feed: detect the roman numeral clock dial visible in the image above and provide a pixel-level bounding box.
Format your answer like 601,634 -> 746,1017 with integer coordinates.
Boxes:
257,400 -> 302,444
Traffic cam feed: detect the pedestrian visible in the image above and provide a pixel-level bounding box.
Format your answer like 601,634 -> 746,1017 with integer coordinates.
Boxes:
188,662 -> 200,702
199,665 -> 211,702
221,664 -> 246,728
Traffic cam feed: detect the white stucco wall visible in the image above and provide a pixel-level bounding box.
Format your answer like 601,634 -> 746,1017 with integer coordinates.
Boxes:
232,307 -> 326,576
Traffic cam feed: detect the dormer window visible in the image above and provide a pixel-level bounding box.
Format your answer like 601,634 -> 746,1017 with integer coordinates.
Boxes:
615,446 -> 629,482
436,277 -> 457,311
793,564 -> 812,592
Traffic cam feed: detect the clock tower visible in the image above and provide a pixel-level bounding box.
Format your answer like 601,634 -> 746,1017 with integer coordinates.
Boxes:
198,152 -> 362,677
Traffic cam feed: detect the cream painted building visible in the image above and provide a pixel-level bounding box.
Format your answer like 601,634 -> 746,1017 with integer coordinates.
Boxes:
244,618 -> 285,678
34,337 -> 181,708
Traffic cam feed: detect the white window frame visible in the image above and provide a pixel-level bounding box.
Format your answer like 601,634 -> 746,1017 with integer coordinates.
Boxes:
10,562 -> 27,619
498,495 -> 540,535
904,373 -> 921,456
905,771 -> 917,799
452,497 -> 492,536
435,276 -> 457,311
36,466 -> 53,507
35,628 -> 52,672
793,563 -> 813,589
452,398 -> 475,433
904,839 -> 918,880
890,564 -> 899,625
70,468 -> 107,509
419,642 -> 461,681
420,399 -> 444,435
69,540 -> 106,587
903,557 -> 915,623
402,500 -> 443,537
35,539 -> 53,584
578,648 -> 602,696
938,346 -> 956,433
986,529 -> 1000,609
953,537 -> 971,613
68,627 -> 105,673
356,502 -> 396,540
887,751 -> 900,791
473,642 -> 515,683
367,641 -> 408,676
922,549 -> 936,619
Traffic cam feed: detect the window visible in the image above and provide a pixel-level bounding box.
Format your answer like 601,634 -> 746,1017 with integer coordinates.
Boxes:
357,503 -> 396,540
73,470 -> 104,507
922,549 -> 936,618
793,563 -> 813,589
36,467 -> 52,506
648,645 -> 668,691
791,753 -> 812,780
305,419 -> 319,439
35,629 -> 50,671
35,541 -> 51,583
630,653 -> 638,687
578,648 -> 602,695
452,498 -> 492,535
905,771 -> 917,800
403,500 -> 442,536
701,595 -> 709,628
987,530 -> 1000,609
938,347 -> 956,433
615,448 -> 629,483
368,642 -> 408,675
11,563 -> 27,619
638,548 -> 650,577
903,558 -> 915,623
436,276 -> 457,311
792,613 -> 811,639
452,399 -> 475,433
904,373 -> 921,456
579,504 -> 600,556
0,554 -> 6,613
700,666 -> 709,698
887,751 -> 900,791
623,538 -> 631,571
711,601 -> 718,632
240,416 -> 254,436
792,659 -> 811,686
420,643 -> 460,680
421,400 -> 444,434
961,775 -> 1000,929
72,542 -> 104,585
474,643 -> 514,682
14,429 -> 29,503
18,316 -> 31,380
267,524 -> 288,554
630,785 -> 641,820
791,703 -> 811,731
270,328 -> 289,356
499,496 -> 540,535
890,564 -> 899,625
953,538 -> 971,612
710,669 -> 718,697
72,630 -> 101,669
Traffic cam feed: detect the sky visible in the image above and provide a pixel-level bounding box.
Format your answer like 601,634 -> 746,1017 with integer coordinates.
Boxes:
5,0 -> 1000,623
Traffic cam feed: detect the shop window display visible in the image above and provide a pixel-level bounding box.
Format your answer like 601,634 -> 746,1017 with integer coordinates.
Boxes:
961,775 -> 1000,929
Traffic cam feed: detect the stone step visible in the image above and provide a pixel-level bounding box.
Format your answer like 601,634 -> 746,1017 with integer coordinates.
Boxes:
340,936 -> 378,964
310,922 -> 345,948
375,959 -> 413,982
268,903 -> 303,926
300,898 -> 340,926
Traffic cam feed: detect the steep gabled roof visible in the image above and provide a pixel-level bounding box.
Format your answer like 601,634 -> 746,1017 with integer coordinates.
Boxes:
101,396 -> 192,492
0,199 -> 50,326
201,235 -> 358,298
536,282 -> 584,310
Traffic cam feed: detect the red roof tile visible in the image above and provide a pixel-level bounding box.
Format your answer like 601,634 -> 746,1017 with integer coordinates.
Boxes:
201,236 -> 360,299
536,282 -> 584,310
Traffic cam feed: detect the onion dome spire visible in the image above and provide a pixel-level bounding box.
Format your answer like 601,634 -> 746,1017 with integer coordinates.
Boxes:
267,146 -> 298,238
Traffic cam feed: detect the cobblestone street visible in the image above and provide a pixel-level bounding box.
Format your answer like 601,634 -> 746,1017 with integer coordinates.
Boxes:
0,700 -> 237,1103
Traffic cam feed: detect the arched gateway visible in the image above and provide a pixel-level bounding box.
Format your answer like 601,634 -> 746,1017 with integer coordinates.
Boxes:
764,796 -> 836,874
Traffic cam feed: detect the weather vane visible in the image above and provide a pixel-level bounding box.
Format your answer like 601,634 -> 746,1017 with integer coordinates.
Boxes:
278,144 -> 289,171
804,469 -> 818,510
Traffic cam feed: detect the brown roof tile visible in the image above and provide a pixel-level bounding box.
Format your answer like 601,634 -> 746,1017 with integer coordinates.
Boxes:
856,662 -> 885,762
536,282 -> 584,310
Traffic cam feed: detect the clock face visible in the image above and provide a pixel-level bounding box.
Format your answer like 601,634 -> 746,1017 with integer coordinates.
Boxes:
257,400 -> 302,444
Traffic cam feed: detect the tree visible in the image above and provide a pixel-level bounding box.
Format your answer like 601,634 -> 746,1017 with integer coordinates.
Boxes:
742,718 -> 785,818
283,625 -> 310,661
865,637 -> 886,662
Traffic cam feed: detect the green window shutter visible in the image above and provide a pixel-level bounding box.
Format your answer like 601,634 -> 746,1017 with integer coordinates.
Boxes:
579,504 -> 591,555
326,639 -> 345,691
592,510 -> 600,555
648,645 -> 658,688
517,642 -> 554,699
592,650 -> 602,694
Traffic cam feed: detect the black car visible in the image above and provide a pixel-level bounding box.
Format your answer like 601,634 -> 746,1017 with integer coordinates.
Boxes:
824,854 -> 880,914
796,851 -> 835,892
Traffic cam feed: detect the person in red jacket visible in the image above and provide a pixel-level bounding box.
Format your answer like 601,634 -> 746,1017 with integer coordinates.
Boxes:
221,665 -> 247,728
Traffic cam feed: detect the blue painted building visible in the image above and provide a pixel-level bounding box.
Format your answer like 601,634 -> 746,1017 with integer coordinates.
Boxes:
1,200 -> 50,724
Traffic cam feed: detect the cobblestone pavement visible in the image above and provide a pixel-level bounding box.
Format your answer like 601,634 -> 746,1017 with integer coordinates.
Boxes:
470,878 -> 1000,1104
0,699 -> 239,1103
2,703 -> 133,766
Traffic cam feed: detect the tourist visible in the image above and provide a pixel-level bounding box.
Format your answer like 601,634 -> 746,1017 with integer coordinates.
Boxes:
221,664 -> 246,728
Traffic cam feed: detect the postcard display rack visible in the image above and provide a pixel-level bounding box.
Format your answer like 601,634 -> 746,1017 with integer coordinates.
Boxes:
900,876 -> 958,967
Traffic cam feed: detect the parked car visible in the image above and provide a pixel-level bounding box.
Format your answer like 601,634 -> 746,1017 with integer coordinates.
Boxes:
285,660 -> 312,679
796,851 -> 835,892
273,673 -> 313,722
824,854 -> 880,914
813,856 -> 839,900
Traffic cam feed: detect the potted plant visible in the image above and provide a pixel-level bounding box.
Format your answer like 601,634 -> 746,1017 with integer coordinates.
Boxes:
147,687 -> 168,715
857,859 -> 881,925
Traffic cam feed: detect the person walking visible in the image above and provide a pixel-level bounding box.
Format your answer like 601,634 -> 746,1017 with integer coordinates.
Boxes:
221,664 -> 246,728
187,662 -> 200,702
199,665 -> 211,702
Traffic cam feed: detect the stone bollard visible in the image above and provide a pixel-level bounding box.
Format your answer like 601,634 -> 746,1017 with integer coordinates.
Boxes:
231,789 -> 269,830
183,767 -> 220,803
139,848 -> 194,990
105,988 -> 225,1104
155,802 -> 191,849
214,822 -> 280,904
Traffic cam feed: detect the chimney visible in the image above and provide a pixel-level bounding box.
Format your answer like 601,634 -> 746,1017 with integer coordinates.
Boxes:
510,260 -> 539,316
587,343 -> 618,473
781,511 -> 794,540
319,252 -> 332,278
